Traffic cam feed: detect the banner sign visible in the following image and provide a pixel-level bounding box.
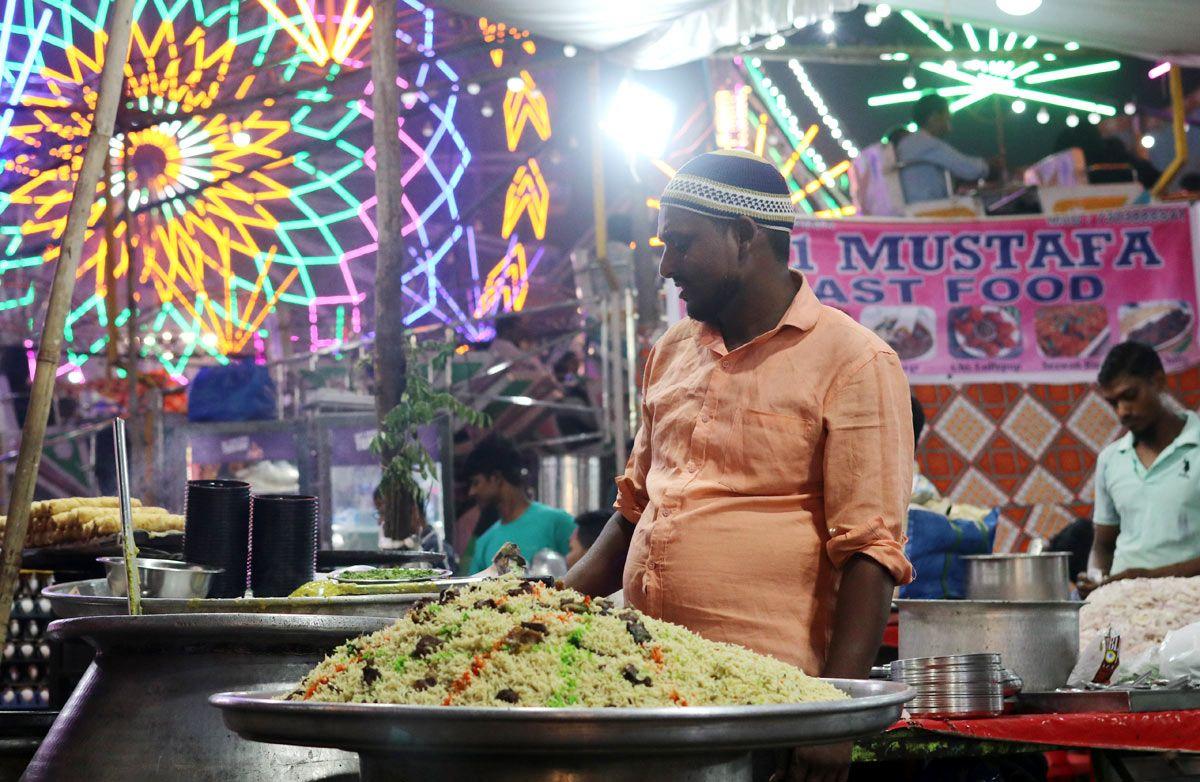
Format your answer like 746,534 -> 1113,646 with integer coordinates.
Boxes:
792,205 -> 1200,382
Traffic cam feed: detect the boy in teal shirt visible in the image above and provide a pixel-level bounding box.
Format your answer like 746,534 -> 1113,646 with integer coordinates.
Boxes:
464,434 -> 574,573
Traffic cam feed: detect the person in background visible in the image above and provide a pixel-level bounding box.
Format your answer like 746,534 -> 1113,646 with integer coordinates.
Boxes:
896,94 -> 991,204
909,395 -> 941,508
566,510 -> 610,568
1080,341 -> 1200,594
464,433 -> 574,573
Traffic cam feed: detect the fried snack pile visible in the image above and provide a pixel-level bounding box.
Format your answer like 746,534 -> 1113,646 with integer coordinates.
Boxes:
0,497 -> 183,547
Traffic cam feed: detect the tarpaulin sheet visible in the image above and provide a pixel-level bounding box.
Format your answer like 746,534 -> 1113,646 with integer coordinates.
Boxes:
895,710 -> 1200,753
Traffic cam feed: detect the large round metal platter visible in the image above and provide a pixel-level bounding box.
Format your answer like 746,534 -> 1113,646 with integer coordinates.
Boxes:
211,679 -> 913,754
42,578 -> 441,618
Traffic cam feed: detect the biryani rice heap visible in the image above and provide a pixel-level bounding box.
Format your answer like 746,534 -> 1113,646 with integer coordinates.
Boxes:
291,576 -> 846,708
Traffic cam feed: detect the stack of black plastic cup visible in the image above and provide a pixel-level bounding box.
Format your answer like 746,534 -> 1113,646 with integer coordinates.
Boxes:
249,494 -> 319,597
183,479 -> 251,599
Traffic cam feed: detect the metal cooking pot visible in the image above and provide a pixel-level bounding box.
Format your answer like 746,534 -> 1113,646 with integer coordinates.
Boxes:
897,599 -> 1083,692
25,613 -> 388,782
963,553 -> 1071,601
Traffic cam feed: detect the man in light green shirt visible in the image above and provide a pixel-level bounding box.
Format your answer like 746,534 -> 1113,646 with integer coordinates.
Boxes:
1083,342 -> 1200,593
463,434 -> 574,574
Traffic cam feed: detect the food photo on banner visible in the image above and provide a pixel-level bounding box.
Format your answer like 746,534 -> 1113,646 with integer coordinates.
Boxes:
792,204 -> 1200,382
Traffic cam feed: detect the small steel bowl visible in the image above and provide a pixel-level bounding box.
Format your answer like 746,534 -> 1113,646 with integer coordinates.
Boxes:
98,557 -> 223,600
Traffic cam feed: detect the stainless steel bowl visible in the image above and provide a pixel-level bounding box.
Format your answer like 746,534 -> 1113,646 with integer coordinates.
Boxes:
963,553 -> 1071,601
98,557 -> 223,599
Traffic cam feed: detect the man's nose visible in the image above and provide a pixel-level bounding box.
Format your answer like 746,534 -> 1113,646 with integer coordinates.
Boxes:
658,248 -> 676,280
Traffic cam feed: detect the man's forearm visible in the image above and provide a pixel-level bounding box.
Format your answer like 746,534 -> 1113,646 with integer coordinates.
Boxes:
563,512 -> 634,597
1145,556 -> 1200,579
821,555 -> 895,679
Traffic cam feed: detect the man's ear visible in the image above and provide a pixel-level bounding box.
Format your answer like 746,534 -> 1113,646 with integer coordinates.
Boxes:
732,215 -> 757,260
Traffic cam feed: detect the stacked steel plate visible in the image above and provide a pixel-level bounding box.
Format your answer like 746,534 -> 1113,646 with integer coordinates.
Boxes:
890,653 -> 1004,718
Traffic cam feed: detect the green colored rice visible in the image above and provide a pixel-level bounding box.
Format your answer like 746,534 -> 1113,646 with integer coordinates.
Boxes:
291,576 -> 846,708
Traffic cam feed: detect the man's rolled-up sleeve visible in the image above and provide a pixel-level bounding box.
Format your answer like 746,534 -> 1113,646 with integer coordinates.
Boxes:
823,350 -> 914,584
614,348 -> 655,524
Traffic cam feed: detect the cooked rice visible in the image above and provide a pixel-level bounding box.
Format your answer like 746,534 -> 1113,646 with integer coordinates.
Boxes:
292,576 -> 846,708
1080,576 -> 1200,657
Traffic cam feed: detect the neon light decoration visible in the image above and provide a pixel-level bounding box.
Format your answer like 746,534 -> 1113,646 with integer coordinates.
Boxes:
870,13 -> 1119,120
255,0 -> 373,66
741,58 -> 852,214
471,18 -> 548,328
1,0 -> 530,372
503,69 -> 550,152
714,85 -> 751,150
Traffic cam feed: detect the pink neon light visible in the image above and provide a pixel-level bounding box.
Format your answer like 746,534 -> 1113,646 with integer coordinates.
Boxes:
1148,62 -> 1171,79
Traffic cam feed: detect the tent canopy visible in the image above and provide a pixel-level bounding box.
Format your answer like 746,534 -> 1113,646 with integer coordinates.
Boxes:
444,0 -> 1200,69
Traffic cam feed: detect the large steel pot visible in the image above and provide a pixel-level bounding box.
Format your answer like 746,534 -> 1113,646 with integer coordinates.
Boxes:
897,599 -> 1083,692
963,553 -> 1071,601
24,613 -> 388,782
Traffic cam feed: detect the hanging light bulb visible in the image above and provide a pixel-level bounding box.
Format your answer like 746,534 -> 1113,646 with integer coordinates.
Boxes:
864,10 -> 881,27
1011,100 -> 1026,113
1036,107 -> 1050,124
1124,101 -> 1136,116
820,18 -> 836,35
1087,113 -> 1101,125
902,74 -> 917,89
1065,113 -> 1080,127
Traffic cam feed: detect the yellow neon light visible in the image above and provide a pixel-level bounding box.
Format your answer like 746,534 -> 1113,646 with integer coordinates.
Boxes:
753,113 -> 768,156
254,1 -> 374,66
500,159 -> 549,240
474,241 -> 530,318
502,69 -> 551,152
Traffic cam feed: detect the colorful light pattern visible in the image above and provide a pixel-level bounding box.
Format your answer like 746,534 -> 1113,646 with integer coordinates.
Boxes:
255,0 -> 372,67
869,13 -> 1119,119
741,58 -> 852,213
1,0 -> 501,373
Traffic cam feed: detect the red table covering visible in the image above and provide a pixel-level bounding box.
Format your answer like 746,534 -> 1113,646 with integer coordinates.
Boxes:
894,711 -> 1200,753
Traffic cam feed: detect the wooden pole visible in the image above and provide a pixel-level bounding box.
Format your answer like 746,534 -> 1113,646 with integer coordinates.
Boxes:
103,155 -> 120,379
123,119 -> 138,414
590,60 -> 619,293
370,0 -> 410,539
0,0 -> 138,638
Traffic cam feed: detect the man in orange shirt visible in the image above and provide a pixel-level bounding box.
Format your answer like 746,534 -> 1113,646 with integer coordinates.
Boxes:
564,149 -> 913,782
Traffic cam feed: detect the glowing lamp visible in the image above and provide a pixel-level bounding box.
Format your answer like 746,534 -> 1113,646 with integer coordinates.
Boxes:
601,79 -> 677,158
996,0 -> 1042,15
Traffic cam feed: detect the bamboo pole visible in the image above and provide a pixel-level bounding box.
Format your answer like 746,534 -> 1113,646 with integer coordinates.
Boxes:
589,60 -> 620,293
103,155 -> 120,379
0,0 -> 138,638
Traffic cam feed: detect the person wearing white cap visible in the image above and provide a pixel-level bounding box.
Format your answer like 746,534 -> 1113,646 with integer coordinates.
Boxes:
566,150 -> 914,782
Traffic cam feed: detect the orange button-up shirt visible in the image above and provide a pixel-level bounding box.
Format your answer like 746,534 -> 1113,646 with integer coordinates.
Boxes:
616,272 -> 914,674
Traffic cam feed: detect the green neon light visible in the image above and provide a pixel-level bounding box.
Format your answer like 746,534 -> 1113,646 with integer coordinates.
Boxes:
962,23 -> 981,52
0,284 -> 34,312
868,19 -> 1120,122
1024,60 -> 1121,84
867,85 -> 973,106
899,10 -> 953,52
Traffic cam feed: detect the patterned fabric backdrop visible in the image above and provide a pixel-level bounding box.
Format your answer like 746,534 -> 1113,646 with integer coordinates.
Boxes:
912,366 -> 1200,552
